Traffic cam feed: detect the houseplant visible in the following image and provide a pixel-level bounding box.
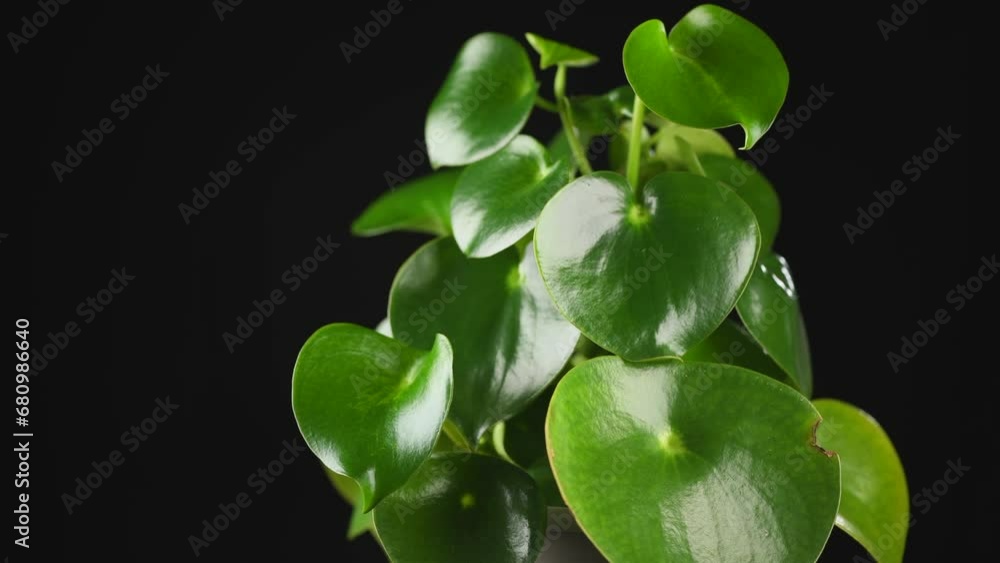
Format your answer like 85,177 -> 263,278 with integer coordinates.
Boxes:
292,5 -> 909,562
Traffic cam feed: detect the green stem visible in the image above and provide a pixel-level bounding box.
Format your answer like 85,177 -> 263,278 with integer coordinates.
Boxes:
534,95 -> 559,113
626,95 -> 646,194
491,422 -> 517,465
443,420 -> 472,451
554,65 -> 593,174
675,137 -> 707,177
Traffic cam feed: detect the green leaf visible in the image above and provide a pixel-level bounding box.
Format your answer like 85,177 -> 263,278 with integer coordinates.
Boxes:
452,135 -> 573,258
373,453 -> 547,563
525,32 -> 599,69
654,122 -> 735,170
623,6 -> 789,148
351,170 -> 460,237
700,154 -> 781,248
736,252 -> 813,396
426,33 -> 538,168
546,357 -> 841,562
814,399 -> 909,563
325,468 -> 375,540
535,171 -> 759,360
682,318 -> 797,390
389,238 -> 578,444
291,324 -> 453,511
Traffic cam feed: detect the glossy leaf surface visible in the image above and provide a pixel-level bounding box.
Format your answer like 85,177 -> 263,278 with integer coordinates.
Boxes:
814,399 -> 909,563
373,453 -> 546,563
292,324 -> 453,511
623,6 -> 789,148
390,238 -> 578,444
535,171 -> 759,360
546,357 -> 841,562
351,170 -> 460,237
737,252 -> 813,395
525,33 -> 598,69
426,33 -> 537,168
452,135 -> 573,258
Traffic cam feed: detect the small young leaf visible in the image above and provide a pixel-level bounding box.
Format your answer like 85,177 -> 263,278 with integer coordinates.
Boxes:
325,468 -> 375,540
736,252 -> 813,395
426,33 -> 537,168
623,5 -> 789,148
292,324 -> 453,511
351,170 -> 460,237
814,399 -> 909,563
700,154 -> 781,248
389,238 -> 578,445
373,453 -> 547,563
452,135 -> 573,258
682,318 -> 798,390
546,357 -> 841,563
535,171 -> 759,360
654,122 -> 735,170
525,33 -> 599,69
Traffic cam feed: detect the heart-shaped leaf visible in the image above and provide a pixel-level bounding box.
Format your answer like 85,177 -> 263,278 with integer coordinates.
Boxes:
655,122 -> 735,170
699,154 -> 781,248
623,5 -> 789,148
525,33 -> 599,69
736,252 -> 813,396
535,171 -> 759,360
373,453 -> 546,563
352,170 -> 460,237
452,135 -> 573,258
426,33 -> 537,168
546,357 -> 841,562
389,238 -> 578,445
814,399 -> 909,563
682,319 -> 797,390
292,324 -> 453,511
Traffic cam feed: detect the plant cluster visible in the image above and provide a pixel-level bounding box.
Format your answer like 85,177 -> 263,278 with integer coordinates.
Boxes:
292,5 -> 908,562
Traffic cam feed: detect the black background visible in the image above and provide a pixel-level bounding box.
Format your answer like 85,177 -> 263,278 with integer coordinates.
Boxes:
5,0 -> 980,561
